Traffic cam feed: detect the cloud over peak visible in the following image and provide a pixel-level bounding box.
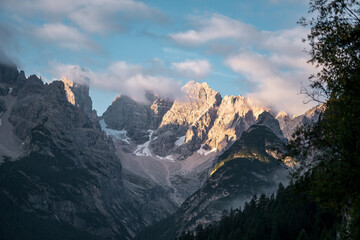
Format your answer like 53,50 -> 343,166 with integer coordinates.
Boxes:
51,61 -> 184,103
225,51 -> 315,115
170,13 -> 316,115
172,59 -> 212,80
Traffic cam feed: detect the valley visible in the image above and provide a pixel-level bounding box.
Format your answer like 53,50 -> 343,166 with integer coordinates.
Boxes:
0,63 -> 323,239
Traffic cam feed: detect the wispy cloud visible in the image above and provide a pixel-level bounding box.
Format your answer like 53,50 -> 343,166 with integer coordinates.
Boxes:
34,23 -> 98,51
1,0 -> 167,52
2,0 -> 166,28
51,61 -> 184,102
169,14 -> 258,46
170,13 -> 315,115
225,52 -> 314,115
169,14 -> 307,55
172,59 -> 211,80
68,0 -> 167,34
0,22 -> 19,66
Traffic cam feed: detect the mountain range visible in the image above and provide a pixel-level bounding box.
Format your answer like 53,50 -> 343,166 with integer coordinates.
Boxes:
0,63 -> 322,239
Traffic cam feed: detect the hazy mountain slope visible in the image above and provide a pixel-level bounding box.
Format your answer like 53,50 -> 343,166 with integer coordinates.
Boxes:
102,81 -> 266,160
102,93 -> 173,144
276,105 -> 325,140
100,82 -> 269,210
136,112 -> 289,240
0,64 -> 150,239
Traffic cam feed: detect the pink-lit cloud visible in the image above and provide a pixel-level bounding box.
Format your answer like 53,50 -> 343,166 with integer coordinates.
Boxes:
172,59 -> 212,80
170,13 -> 316,115
50,61 -> 184,103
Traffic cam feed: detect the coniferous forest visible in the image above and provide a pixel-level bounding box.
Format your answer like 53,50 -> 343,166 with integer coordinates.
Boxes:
178,0 -> 360,239
0,0 -> 359,239
176,183 -> 338,240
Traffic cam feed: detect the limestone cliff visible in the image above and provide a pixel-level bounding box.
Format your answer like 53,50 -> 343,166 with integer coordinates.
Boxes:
101,93 -> 174,143
0,64 -> 167,239
204,95 -> 257,152
61,77 -> 93,117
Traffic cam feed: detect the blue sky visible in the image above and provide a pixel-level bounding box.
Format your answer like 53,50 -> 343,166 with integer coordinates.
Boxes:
0,0 -> 315,115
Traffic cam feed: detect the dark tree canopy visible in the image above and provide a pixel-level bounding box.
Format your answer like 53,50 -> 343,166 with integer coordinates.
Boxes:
299,0 -> 360,101
176,184 -> 338,240
289,1 -> 360,239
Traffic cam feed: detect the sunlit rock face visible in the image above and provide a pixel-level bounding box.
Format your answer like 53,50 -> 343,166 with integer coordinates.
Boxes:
204,95 -> 258,152
150,81 -> 263,158
61,77 -> 93,117
102,80 -> 268,159
160,81 -> 221,127
137,112 -> 290,240
151,81 -> 222,158
0,65 -> 166,239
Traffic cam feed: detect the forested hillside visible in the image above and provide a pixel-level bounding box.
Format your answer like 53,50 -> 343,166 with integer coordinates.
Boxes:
176,183 -> 338,240
175,0 -> 360,239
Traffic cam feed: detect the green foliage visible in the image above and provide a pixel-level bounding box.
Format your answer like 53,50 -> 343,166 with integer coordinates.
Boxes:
296,229 -> 309,240
299,0 -> 360,101
289,0 -> 360,239
176,184 -> 338,240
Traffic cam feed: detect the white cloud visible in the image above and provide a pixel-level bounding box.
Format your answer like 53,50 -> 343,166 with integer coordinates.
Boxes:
226,52 -> 316,115
0,22 -> 20,66
1,0 -> 167,54
172,59 -> 212,80
68,0 -> 166,34
51,61 -> 184,102
171,13 -> 316,115
50,63 -> 91,85
2,0 -> 166,34
169,14 -> 307,55
34,23 -> 97,50
169,14 -> 258,46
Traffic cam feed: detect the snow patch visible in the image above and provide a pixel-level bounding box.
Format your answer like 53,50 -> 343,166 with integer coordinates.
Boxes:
175,135 -> 186,146
134,130 -> 153,157
157,154 -> 175,162
197,144 -> 217,156
99,119 -> 130,143
8,88 -> 13,94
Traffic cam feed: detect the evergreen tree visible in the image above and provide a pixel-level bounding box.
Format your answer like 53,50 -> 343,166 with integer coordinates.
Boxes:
176,184 -> 338,240
297,229 -> 309,240
288,1 -> 360,238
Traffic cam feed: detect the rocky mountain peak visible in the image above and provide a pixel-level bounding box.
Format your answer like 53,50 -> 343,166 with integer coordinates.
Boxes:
102,81 -> 270,159
182,81 -> 219,102
276,111 -> 290,120
61,77 -> 93,117
277,104 -> 325,140
102,93 -> 173,144
255,111 -> 286,142
304,104 -> 326,119
160,81 -> 221,127
0,63 -> 19,85
204,95 -> 257,152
